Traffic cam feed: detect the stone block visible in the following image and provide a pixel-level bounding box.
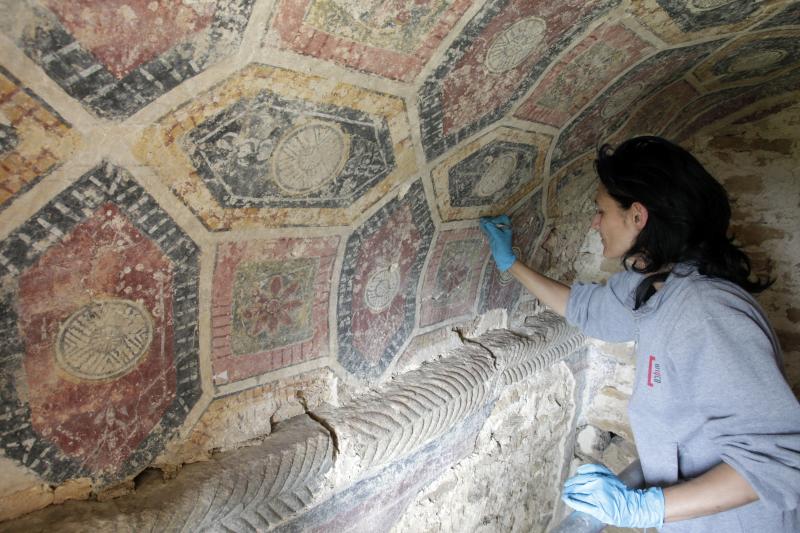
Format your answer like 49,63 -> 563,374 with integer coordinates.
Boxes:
586,387 -> 633,442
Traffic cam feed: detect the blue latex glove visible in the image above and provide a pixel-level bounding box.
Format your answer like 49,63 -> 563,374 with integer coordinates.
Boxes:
479,215 -> 516,272
562,464 -> 665,529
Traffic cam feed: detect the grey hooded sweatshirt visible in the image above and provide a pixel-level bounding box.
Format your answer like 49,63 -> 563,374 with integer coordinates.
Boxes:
566,264 -> 800,532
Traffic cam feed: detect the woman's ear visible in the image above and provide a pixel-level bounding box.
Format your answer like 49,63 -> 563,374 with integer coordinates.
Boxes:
631,202 -> 648,230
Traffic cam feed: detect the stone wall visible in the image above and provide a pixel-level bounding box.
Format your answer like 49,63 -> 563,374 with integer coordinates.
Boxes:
1,0 -> 799,529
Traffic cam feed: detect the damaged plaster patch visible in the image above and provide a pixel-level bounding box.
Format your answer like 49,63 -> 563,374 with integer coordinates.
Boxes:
394,362 -> 576,533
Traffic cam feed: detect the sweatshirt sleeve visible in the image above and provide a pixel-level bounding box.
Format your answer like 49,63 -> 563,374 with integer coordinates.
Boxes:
673,311 -> 800,510
565,270 -> 640,342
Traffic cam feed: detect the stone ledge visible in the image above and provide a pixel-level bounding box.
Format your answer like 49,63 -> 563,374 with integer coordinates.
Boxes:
2,311 -> 584,532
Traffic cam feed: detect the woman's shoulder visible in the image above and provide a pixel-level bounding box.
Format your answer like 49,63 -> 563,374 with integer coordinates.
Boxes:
669,267 -> 767,323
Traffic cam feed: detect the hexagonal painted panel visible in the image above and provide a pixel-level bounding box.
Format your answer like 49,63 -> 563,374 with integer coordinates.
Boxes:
550,40 -> 721,174
692,30 -> 800,91
431,127 -> 550,222
630,0 -> 784,44
184,91 -> 395,209
479,189 -> 544,313
419,228 -> 489,328
266,0 -> 473,82
513,23 -> 654,128
546,155 -> 596,220
337,180 -> 434,380
0,162 -> 200,486
211,236 -> 339,386
0,67 -> 82,212
2,0 -> 254,119
417,0 -> 617,161
136,65 -> 415,230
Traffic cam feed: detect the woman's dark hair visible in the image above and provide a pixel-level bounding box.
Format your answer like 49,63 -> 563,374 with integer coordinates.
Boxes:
595,136 -> 772,308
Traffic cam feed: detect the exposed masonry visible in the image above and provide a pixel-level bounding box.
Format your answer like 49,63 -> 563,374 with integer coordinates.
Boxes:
2,310 -> 584,532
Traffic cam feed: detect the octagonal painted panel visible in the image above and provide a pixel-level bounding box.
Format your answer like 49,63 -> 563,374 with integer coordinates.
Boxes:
419,228 -> 489,328
0,67 -> 82,212
136,64 -> 415,230
1,0 -> 255,119
513,23 -> 654,128
431,127 -> 550,222
418,0 -> 617,161
0,162 -> 200,486
211,236 -> 339,386
630,0 -> 784,44
479,189 -> 544,313
337,180 -> 434,380
550,40 -> 721,174
266,0 -> 473,82
692,30 -> 800,91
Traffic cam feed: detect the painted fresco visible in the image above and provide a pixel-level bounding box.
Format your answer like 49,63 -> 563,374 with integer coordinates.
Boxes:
337,180 -> 434,380
667,66 -> 800,141
513,23 -> 654,128
546,155 -> 596,220
757,2 -> 800,29
0,163 -> 201,486
630,0 -> 784,44
418,0 -> 617,161
135,64 -> 414,230
267,0 -> 473,81
693,30 -> 800,91
431,127 -> 550,222
1,0 -> 254,119
212,237 -> 338,385
419,228 -> 489,328
0,67 -> 82,212
550,40 -> 721,174
479,189 -> 544,313
609,80 -> 700,144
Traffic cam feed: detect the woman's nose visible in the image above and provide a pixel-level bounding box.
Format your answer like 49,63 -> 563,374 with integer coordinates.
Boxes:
591,213 -> 600,229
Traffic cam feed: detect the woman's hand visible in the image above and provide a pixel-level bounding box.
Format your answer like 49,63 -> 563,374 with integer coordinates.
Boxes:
479,215 -> 516,272
562,464 -> 665,528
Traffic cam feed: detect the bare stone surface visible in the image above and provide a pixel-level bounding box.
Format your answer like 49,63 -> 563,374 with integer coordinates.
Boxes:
393,363 -> 576,533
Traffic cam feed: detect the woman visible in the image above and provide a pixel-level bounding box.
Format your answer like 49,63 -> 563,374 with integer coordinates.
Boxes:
480,136 -> 800,531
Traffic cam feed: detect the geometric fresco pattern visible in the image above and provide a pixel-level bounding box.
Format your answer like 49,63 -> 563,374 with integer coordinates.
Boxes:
337,180 -> 434,380
184,90 -> 396,209
667,66 -> 800,141
546,156 -> 596,220
609,80 -> 701,144
550,39 -> 722,174
267,0 -> 474,82
431,127 -> 551,222
479,189 -> 544,314
136,64 -> 414,230
211,237 -> 339,386
0,163 -> 201,486
757,2 -> 800,29
419,228 -> 488,328
513,23 -> 654,128
2,0 -> 254,120
0,67 -> 82,212
418,0 -> 617,161
631,0 -> 784,44
693,30 -> 800,91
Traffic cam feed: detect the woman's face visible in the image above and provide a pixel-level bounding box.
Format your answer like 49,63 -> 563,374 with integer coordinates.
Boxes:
591,185 -> 641,259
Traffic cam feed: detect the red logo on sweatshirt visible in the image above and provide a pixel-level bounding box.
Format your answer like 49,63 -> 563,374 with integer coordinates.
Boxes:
647,355 -> 662,387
